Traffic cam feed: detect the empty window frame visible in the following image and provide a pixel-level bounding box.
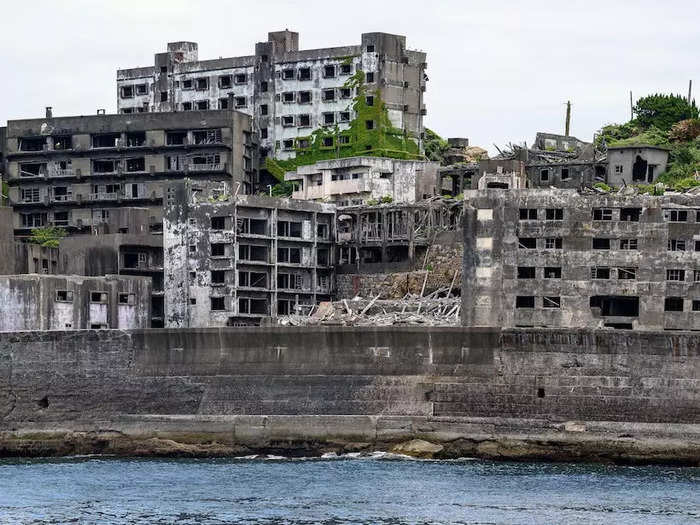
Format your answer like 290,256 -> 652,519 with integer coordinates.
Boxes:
620,208 -> 641,222
298,91 -> 312,104
545,208 -> 563,220
126,157 -> 145,172
517,266 -> 536,279
614,165 -> 623,174
667,269 -> 686,281
668,239 -> 686,251
664,297 -> 684,312
339,111 -> 351,122
366,72 -> 375,83
693,300 -> 700,311
591,267 -> 610,279
282,68 -> 295,80
238,297 -> 268,315
218,98 -> 229,109
234,73 -> 247,84
121,85 -> 134,98
210,296 -> 226,311
592,238 -> 611,250
235,97 -> 246,108
544,267 -> 561,279
365,120 -> 375,130
196,100 -> 210,110
92,133 -> 120,148
277,246 -> 301,263
90,291 -> 108,303
283,139 -> 294,150
620,238 -> 638,250
297,114 -> 311,127
166,131 -> 187,145
210,271 -> 226,285
366,95 -> 374,106
278,220 -> 302,238
282,91 -> 295,103
298,67 -> 311,81
593,208 -> 613,221
561,168 -> 570,180
195,77 -> 208,90
340,63 -> 353,75
118,293 -> 135,305
540,169 -> 549,182
543,296 -> 561,308
323,65 -> 336,78
544,238 -> 562,249
182,79 -> 193,90
239,271 -> 267,288
515,296 -> 535,308
239,244 -> 267,262
340,87 -> 352,99
211,243 -> 227,257
665,209 -> 688,222
617,267 -> 637,280
210,216 -> 227,230
695,271 -> 700,282
282,115 -> 295,127
519,208 -> 538,220
219,75 -> 232,88
323,89 -> 336,102
323,113 -> 335,125
518,237 -> 537,249
55,290 -> 74,302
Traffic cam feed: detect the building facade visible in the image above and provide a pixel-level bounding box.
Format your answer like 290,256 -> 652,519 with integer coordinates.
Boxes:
164,180 -> 336,327
0,274 -> 151,331
285,156 -> 438,205
3,109 -> 256,237
116,31 -> 427,161
462,189 -> 700,331
606,144 -> 670,186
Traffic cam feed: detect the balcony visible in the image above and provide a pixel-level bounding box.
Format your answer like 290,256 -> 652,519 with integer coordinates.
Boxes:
52,194 -> 74,203
48,168 -> 73,178
188,162 -> 223,172
89,192 -> 118,201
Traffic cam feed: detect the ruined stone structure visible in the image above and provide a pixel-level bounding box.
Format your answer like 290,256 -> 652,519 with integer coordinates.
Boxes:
1,327 -> 698,462
607,144 -> 670,186
336,198 -> 462,271
0,274 -> 151,331
116,31 -> 427,161
164,180 -> 335,326
59,232 -> 165,327
462,189 -> 700,330
3,109 -> 256,237
285,156 -> 438,205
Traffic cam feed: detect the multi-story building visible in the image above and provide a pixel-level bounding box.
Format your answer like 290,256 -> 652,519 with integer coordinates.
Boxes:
0,274 -> 151,331
164,179 -> 336,327
285,156 -> 439,205
462,189 -> 700,331
3,108 -> 256,237
116,31 -> 427,161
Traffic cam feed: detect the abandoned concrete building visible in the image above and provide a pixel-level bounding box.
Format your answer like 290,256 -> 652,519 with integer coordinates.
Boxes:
606,144 -> 670,186
116,31 -> 427,161
58,228 -> 165,327
0,274 -> 151,331
336,197 -> 462,270
462,188 -> 700,331
285,156 -> 439,205
3,108 -> 256,238
164,180 -> 336,327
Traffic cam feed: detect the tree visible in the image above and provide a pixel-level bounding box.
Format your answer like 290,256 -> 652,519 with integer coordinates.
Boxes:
633,94 -> 698,131
423,128 -> 449,163
29,226 -> 66,248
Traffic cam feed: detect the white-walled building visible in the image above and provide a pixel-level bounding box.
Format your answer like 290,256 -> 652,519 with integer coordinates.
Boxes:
284,156 -> 439,206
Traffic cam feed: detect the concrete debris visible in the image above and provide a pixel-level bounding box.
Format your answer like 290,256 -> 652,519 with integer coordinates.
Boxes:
277,293 -> 461,327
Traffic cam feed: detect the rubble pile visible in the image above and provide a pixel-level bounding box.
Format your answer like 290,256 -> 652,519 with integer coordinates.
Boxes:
277,290 -> 461,327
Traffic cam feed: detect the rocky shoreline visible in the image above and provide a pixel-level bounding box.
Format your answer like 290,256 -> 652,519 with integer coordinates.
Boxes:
2,416 -> 699,466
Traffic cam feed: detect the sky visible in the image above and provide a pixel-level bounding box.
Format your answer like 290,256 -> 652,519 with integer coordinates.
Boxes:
0,0 -> 697,154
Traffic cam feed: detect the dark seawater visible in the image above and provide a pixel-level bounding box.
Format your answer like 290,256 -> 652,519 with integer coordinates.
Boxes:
0,454 -> 698,524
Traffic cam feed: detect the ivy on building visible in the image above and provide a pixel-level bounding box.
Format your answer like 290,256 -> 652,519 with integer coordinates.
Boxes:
266,70 -> 423,181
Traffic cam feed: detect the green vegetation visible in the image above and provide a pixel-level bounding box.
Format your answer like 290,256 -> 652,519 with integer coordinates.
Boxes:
593,182 -> 612,192
423,128 -> 449,162
29,226 -> 66,248
596,93 -> 700,193
633,93 -> 698,131
265,70 -> 422,181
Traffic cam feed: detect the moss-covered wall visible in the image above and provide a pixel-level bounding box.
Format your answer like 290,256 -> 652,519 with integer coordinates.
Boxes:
266,71 -> 422,181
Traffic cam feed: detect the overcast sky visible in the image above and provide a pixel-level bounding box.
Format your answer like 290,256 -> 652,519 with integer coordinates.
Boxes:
1,0 -> 697,153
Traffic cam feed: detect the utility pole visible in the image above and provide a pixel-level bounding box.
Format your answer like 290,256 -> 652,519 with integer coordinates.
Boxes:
564,101 -> 571,136
689,80 -> 693,104
630,91 -> 634,120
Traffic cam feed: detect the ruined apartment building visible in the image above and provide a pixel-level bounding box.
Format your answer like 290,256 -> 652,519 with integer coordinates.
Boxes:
164,180 -> 335,327
3,109 -> 256,237
462,189 -> 700,331
116,31 -> 427,160
0,274 -> 151,331
285,156 -> 438,205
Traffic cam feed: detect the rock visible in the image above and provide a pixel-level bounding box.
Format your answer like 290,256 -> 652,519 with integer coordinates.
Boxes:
391,439 -> 444,458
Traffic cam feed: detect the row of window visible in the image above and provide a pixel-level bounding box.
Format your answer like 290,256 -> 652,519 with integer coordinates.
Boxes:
539,168 -> 571,182
513,295 -> 700,312
518,207 -> 700,223
55,290 -> 135,304
515,265 -> 700,282
200,270 -> 329,289
518,236 -> 700,251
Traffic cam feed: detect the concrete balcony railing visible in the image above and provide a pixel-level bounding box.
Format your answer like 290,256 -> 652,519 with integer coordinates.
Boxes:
89,192 -> 118,201
188,163 -> 223,172
48,168 -> 73,178
329,179 -> 368,195
52,194 -> 74,202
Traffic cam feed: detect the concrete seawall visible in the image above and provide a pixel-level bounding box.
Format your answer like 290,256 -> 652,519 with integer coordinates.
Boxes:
1,327 -> 699,463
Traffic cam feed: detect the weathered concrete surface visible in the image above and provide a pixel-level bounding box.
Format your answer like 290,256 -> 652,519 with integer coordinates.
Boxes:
0,327 -> 699,463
